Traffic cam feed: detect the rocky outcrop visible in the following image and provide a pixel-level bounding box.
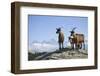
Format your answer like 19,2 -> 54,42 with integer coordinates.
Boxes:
45,49 -> 88,60
32,48 -> 88,60
43,48 -> 88,60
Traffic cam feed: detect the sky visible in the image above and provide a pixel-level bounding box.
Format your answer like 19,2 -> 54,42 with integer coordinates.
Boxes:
28,15 -> 88,45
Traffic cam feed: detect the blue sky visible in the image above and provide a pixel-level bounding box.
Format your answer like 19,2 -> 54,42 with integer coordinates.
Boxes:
28,15 -> 88,45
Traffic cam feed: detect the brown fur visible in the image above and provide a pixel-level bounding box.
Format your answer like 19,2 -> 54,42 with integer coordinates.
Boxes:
69,33 -> 85,49
56,28 -> 64,50
58,32 -> 64,43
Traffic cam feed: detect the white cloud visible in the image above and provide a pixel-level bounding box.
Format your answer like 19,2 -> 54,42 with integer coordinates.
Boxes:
29,42 -> 59,53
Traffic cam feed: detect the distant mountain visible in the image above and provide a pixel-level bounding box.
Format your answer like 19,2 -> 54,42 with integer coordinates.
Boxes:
29,39 -> 88,54
32,40 -> 40,44
29,39 -> 58,53
41,39 -> 58,45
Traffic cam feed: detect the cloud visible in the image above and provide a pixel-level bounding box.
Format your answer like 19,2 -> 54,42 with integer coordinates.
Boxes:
29,41 -> 58,53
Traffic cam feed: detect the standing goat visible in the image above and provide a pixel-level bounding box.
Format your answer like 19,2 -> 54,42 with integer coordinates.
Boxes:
56,28 -> 64,50
69,27 -> 85,50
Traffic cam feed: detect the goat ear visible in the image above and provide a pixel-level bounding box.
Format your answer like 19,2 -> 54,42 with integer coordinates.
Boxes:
56,28 -> 58,30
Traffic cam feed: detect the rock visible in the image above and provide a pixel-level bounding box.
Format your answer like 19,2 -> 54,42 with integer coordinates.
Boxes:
45,49 -> 88,60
